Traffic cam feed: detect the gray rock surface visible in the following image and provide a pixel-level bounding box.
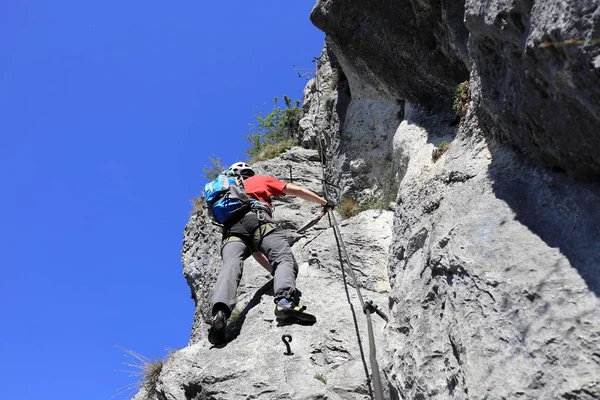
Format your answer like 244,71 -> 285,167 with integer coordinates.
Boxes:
311,0 -> 600,179
306,210 -> 393,294
299,41 -> 348,151
385,102 -> 600,399
310,0 -> 470,105
301,43 -> 403,204
182,207 -> 223,344
466,0 -> 600,179
308,0 -> 600,397
136,258 -> 389,400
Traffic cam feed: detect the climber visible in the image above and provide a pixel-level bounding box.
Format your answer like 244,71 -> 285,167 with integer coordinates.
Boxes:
208,161 -> 335,345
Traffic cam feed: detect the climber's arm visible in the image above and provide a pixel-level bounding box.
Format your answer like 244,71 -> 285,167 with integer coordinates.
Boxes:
283,183 -> 327,205
252,252 -> 273,274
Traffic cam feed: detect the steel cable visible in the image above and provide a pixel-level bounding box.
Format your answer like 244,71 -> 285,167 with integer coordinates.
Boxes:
311,62 -> 386,399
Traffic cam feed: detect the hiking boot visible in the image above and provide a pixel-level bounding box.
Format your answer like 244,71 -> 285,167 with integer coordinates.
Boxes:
274,299 -> 316,324
292,288 -> 302,304
208,310 -> 227,345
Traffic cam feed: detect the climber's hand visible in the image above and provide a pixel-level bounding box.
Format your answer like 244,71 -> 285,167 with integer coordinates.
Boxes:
323,198 -> 336,210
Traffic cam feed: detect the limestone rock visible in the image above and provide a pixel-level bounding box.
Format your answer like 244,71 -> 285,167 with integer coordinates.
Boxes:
310,0 -> 470,105
349,158 -> 370,175
384,102 -> 600,399
465,0 -> 600,179
310,0 -> 600,179
305,210 -> 393,294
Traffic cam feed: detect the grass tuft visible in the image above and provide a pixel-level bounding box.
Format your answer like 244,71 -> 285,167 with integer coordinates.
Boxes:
360,199 -> 390,211
249,138 -> 298,163
338,197 -> 360,219
432,141 -> 451,162
314,374 -> 327,384
114,346 -> 169,400
142,358 -> 164,398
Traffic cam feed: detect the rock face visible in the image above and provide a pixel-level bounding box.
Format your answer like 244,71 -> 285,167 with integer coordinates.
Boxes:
306,0 -> 600,398
134,1 -> 600,399
386,104 -> 600,399
466,0 -> 600,179
311,0 -> 600,179
310,0 -> 470,105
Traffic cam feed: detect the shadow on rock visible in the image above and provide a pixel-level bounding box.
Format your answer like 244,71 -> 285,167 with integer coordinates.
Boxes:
225,279 -> 274,343
488,142 -> 600,297
276,318 -> 317,328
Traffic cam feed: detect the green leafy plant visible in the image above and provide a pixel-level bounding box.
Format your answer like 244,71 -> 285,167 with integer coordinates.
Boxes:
452,81 -> 470,117
245,95 -> 303,162
314,374 -> 327,384
432,141 -> 451,162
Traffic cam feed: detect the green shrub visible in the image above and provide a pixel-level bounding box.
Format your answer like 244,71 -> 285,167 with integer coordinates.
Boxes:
432,141 -> 451,162
338,197 -> 360,219
314,374 -> 327,384
339,195 -> 393,218
452,81 -> 470,117
360,199 -> 389,211
245,95 -> 303,160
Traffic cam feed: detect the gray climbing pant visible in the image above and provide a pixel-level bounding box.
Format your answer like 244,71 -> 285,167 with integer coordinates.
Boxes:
211,212 -> 299,317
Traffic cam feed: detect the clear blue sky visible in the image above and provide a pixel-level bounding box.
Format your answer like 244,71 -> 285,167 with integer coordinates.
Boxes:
0,2 -> 323,399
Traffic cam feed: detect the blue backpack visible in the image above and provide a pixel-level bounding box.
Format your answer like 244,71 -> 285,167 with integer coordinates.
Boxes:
204,170 -> 257,225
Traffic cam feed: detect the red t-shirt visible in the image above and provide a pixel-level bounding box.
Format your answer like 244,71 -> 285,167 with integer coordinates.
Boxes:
243,175 -> 287,206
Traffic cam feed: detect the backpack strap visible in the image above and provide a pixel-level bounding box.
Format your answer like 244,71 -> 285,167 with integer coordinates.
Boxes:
252,201 -> 272,219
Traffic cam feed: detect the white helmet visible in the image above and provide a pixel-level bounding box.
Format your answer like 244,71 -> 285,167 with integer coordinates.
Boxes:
228,162 -> 255,178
